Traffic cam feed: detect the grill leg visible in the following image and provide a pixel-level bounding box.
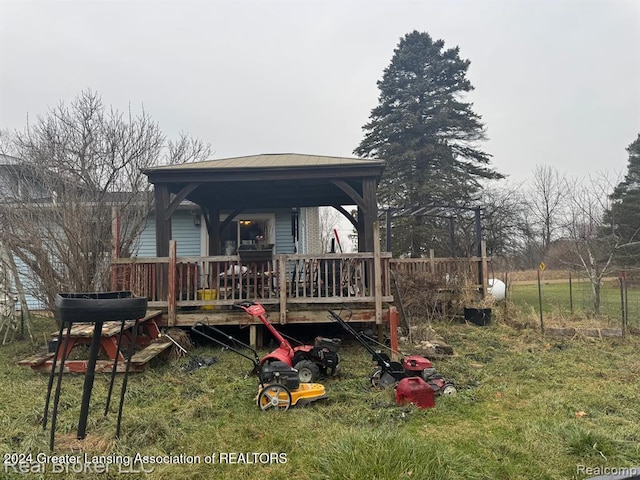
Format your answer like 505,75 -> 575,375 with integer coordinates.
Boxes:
77,321 -> 103,440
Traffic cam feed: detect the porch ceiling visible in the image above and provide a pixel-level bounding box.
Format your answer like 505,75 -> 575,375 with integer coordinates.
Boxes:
146,153 -> 385,255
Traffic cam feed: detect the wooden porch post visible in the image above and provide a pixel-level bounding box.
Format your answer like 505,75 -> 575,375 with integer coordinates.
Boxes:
278,255 -> 288,324
373,221 -> 383,325
110,207 -> 121,291
356,207 -> 365,252
206,204 -> 221,255
154,185 -> 172,257
362,177 -> 377,253
168,240 -> 177,327
389,306 -> 400,361
154,185 -> 172,303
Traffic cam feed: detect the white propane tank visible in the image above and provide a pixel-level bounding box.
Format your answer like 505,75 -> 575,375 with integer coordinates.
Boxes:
487,278 -> 506,301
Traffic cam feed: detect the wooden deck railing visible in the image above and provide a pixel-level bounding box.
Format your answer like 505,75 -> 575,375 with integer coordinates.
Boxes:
110,241 -> 488,324
111,253 -> 395,305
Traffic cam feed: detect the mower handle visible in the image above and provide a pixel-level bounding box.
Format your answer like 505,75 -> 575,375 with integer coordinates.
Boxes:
190,322 -> 261,372
233,301 -> 266,317
327,309 -> 391,368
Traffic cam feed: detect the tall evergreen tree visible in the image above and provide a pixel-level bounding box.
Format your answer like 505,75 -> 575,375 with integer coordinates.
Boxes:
355,31 -> 503,256
606,133 -> 640,266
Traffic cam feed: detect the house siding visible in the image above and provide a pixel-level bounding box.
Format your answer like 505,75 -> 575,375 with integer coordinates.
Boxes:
274,210 -> 295,254
11,257 -> 45,311
135,211 -> 201,257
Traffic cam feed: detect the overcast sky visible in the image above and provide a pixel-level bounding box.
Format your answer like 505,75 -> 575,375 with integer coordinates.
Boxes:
1,0 -> 639,185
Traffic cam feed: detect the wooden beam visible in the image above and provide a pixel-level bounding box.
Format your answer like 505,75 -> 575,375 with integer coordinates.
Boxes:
331,180 -> 367,215
164,183 -> 201,221
164,307 -> 390,327
220,208 -> 243,233
333,205 -> 358,230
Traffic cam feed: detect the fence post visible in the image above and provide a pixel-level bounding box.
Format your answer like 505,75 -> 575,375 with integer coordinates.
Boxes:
481,240 -> 488,299
624,275 -> 629,335
537,269 -> 544,334
619,272 -> 627,337
503,271 -> 508,319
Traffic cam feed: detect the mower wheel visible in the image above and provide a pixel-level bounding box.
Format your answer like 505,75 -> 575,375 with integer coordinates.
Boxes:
440,383 -> 457,396
292,351 -> 307,366
370,367 -> 383,388
294,360 -> 320,383
257,384 -> 292,411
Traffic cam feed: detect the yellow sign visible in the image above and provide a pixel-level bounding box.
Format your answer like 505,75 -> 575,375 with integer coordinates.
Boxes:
539,262 -> 546,271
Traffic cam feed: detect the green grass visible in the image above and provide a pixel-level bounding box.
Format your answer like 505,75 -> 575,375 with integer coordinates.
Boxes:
508,279 -> 638,328
1,313 -> 640,479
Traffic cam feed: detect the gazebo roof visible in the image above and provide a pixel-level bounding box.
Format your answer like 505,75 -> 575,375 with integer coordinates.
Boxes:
145,153 -> 384,171
144,153 -> 385,209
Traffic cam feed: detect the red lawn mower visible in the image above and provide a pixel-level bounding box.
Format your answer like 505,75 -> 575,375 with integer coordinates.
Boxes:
235,302 -> 341,383
190,322 -> 327,410
327,309 -> 456,395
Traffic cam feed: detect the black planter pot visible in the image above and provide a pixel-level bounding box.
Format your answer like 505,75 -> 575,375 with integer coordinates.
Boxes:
464,307 -> 492,326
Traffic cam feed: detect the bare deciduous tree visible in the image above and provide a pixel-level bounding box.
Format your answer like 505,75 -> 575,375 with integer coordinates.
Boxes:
563,172 -> 623,314
0,90 -> 210,311
526,165 -> 570,254
319,207 -> 343,253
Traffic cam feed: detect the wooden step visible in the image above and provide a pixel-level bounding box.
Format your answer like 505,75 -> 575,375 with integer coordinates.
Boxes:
131,341 -> 172,364
18,352 -> 54,367
20,340 -> 172,374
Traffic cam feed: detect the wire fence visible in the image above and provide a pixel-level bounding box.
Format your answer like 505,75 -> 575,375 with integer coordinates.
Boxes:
506,273 -> 639,330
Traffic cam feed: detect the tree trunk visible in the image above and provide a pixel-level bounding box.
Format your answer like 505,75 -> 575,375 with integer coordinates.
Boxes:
591,279 -> 601,315
0,243 -> 33,342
